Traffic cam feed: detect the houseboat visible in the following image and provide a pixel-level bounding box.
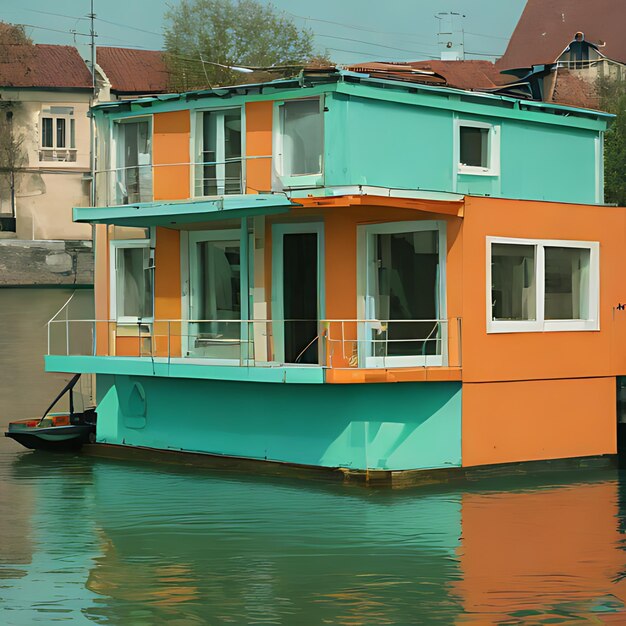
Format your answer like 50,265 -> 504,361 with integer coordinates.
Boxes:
44,66 -> 626,483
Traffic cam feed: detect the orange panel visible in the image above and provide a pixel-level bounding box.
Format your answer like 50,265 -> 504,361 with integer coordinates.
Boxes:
321,205 -> 463,369
462,377 -> 616,467
245,101 -> 272,193
456,481 -> 625,624
153,227 -> 182,358
94,224 -> 110,356
462,196 -> 626,382
153,110 -> 190,201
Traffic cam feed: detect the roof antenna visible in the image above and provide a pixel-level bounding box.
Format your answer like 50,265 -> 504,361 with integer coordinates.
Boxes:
435,11 -> 466,61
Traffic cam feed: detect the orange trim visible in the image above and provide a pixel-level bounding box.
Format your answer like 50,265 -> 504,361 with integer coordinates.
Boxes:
325,367 -> 462,384
94,224 -> 110,356
153,227 -> 182,357
245,101 -> 272,193
153,110 -> 191,201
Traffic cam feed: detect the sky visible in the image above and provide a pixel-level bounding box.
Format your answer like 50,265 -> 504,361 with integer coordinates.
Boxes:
0,0 -> 527,65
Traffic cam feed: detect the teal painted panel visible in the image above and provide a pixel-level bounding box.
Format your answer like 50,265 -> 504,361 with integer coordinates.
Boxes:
324,93 -> 601,204
500,120 -> 598,204
95,375 -> 462,471
325,94 -> 454,192
45,355 -> 325,384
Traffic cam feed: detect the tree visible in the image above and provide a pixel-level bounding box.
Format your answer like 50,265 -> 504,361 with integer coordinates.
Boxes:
599,77 -> 626,206
0,23 -> 31,220
163,0 -> 320,91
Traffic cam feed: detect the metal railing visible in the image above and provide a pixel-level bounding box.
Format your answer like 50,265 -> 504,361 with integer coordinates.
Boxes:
47,317 -> 462,370
94,156 -> 272,207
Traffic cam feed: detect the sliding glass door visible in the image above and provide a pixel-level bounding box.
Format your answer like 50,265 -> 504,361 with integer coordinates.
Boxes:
188,230 -> 242,360
361,221 -> 446,367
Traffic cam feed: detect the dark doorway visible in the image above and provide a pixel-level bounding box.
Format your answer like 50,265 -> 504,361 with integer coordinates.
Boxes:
282,232 -> 318,364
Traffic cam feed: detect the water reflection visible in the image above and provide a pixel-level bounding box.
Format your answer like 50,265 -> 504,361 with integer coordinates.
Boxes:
3,451 -> 626,624
2,289 -> 626,623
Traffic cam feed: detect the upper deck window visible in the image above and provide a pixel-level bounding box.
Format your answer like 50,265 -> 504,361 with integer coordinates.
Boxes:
195,108 -> 242,197
457,119 -> 500,176
114,117 -> 152,205
275,98 -> 323,188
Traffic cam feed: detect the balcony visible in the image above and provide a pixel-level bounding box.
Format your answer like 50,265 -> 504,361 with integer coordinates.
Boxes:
45,317 -> 462,385
93,156 -> 272,208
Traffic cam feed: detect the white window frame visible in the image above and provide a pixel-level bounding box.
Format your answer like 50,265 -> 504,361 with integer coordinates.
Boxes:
357,220 -> 448,368
39,106 -> 76,162
192,106 -> 245,198
273,96 -> 324,189
110,239 -> 154,324
486,236 -> 600,334
112,115 -> 153,205
455,118 -> 500,177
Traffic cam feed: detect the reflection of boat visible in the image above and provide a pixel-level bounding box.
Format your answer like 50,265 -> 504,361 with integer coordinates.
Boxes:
4,374 -> 96,451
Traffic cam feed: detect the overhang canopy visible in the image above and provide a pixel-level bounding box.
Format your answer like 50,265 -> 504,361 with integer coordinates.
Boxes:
73,194 -> 296,226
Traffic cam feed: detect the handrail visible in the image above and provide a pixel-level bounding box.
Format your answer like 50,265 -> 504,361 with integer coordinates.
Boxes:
48,317 -> 462,370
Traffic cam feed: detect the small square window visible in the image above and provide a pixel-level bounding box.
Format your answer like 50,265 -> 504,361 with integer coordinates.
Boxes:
457,120 -> 499,176
460,126 -> 488,168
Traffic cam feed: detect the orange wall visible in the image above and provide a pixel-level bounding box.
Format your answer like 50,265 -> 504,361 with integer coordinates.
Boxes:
462,196 -> 626,383
456,481 -> 626,624
462,377 -> 616,467
245,101 -> 273,193
94,224 -> 110,355
153,227 -> 182,357
153,111 -> 190,201
321,203 -> 463,368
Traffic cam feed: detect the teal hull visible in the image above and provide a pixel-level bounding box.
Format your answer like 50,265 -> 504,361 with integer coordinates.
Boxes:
95,375 -> 462,472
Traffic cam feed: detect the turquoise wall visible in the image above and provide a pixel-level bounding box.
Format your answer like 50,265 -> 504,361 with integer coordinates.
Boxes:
95,375 -> 462,471
324,93 -> 599,204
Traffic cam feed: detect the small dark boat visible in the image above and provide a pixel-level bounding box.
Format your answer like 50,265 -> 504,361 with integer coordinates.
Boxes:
5,374 -> 96,451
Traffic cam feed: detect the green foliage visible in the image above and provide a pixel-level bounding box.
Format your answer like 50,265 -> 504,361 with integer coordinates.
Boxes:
599,77 -> 626,206
163,0 -> 318,91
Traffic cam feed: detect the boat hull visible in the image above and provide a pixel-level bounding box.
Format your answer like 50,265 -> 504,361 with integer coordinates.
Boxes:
5,422 -> 95,451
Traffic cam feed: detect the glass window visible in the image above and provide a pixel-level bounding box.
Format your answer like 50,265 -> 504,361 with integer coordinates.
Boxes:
460,126 -> 488,168
41,117 -> 53,148
369,228 -> 442,360
488,238 -> 598,333
56,118 -> 66,148
115,119 -> 152,204
281,99 -> 323,177
197,239 -> 241,336
544,247 -> 590,320
198,109 -> 242,196
188,233 -> 242,360
491,243 -> 536,321
116,246 -> 153,320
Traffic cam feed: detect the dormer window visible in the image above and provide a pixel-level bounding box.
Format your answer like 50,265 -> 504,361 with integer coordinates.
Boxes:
457,119 -> 500,176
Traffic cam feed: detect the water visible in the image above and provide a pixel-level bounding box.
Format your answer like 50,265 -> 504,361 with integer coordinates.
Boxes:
2,289 -> 626,624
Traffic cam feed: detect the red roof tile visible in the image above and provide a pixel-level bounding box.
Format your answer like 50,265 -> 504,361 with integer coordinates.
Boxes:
498,0 -> 626,69
97,47 -> 169,94
0,44 -> 92,89
346,59 -> 509,90
550,68 -> 600,110
408,60 -> 505,90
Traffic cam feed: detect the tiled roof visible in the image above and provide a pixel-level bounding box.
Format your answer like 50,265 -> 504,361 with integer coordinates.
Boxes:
408,60 -> 505,90
550,69 -> 600,110
498,0 -> 626,69
97,47 -> 170,94
345,60 -> 509,90
0,44 -> 92,89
